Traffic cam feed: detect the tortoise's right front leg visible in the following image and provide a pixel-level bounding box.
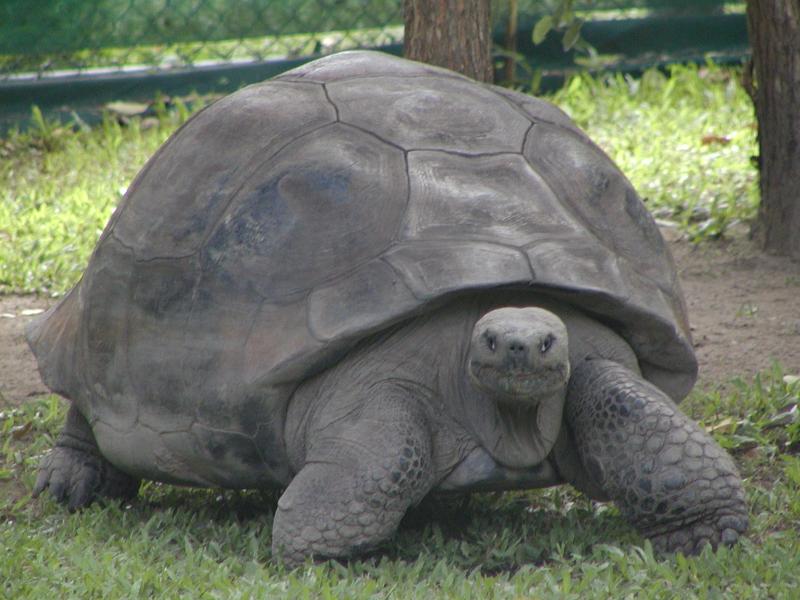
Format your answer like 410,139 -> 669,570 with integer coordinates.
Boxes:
272,390 -> 435,567
33,403 -> 139,510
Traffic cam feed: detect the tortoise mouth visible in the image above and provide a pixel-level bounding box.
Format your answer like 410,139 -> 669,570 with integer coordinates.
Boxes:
468,361 -> 568,402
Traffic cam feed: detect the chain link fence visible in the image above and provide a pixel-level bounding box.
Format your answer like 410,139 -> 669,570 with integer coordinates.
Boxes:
0,1 -> 747,130
2,0 -> 742,79
1,0 -> 403,78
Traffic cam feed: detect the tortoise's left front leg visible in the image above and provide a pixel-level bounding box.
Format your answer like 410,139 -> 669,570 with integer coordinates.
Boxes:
565,359 -> 748,555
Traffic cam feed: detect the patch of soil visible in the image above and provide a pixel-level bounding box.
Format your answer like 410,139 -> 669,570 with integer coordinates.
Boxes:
668,229 -> 800,388
1,230 -> 799,407
0,296 -> 53,404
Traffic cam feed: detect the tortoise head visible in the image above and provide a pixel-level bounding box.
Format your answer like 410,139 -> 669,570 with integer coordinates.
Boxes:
467,307 -> 570,404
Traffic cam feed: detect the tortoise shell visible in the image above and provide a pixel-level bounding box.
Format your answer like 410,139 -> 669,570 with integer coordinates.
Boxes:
28,50 -> 696,486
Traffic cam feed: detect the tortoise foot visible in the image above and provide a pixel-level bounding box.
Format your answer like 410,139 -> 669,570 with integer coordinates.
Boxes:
649,509 -> 749,556
33,404 -> 139,510
33,445 -> 139,511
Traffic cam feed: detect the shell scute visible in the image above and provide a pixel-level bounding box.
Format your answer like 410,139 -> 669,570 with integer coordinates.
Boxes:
200,123 -> 408,302
401,151 -> 579,246
384,242 -> 533,300
112,81 -> 337,260
329,76 -> 530,153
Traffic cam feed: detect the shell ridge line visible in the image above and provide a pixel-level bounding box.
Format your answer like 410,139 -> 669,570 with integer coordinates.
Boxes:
390,150 -> 413,244
389,237 -> 531,254
486,85 -> 589,138
484,85 -> 537,124
278,71 -> 470,85
108,228 -> 143,256
112,229 -> 198,264
241,295 -> 270,352
320,82 -> 341,121
333,121 -> 408,154
406,148 -> 525,159
521,121 -> 535,154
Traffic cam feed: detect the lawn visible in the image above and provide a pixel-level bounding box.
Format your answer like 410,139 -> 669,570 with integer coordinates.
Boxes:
2,63 -> 799,598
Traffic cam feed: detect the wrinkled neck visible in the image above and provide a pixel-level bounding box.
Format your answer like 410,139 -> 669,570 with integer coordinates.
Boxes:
452,372 -> 566,469
491,390 -> 566,468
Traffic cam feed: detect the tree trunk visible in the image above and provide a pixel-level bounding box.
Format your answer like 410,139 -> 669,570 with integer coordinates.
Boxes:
746,0 -> 800,258
403,0 -> 493,83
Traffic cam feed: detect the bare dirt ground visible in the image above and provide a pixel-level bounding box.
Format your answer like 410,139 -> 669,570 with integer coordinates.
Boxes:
1,230 -> 799,407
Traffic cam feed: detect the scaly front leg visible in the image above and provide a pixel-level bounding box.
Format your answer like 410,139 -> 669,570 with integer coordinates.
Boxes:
565,359 -> 748,554
272,390 -> 435,566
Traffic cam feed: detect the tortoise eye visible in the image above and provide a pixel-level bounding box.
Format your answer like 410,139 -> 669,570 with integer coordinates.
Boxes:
540,334 -> 555,354
485,333 -> 497,352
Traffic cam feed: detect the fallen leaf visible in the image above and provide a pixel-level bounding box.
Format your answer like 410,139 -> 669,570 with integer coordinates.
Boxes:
140,117 -> 160,131
741,446 -> 761,460
105,101 -> 150,116
707,417 -> 737,434
11,421 -> 32,440
701,134 -> 731,145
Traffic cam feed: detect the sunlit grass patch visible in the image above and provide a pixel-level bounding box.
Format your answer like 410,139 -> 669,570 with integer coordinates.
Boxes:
551,64 -> 758,242
0,101 -> 196,295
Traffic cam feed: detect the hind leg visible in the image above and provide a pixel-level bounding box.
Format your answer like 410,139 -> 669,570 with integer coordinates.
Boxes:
565,359 -> 748,555
33,403 -> 139,510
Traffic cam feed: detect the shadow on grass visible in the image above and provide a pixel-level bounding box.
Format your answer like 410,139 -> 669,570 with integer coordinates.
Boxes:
27,482 -> 639,574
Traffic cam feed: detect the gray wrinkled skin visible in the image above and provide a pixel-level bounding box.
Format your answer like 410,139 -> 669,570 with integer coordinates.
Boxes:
27,51 -> 747,566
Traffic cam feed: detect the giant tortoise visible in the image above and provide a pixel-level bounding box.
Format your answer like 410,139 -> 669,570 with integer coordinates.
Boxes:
29,50 -> 747,565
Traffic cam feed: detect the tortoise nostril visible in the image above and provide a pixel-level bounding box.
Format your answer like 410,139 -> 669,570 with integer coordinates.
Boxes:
507,340 -> 527,356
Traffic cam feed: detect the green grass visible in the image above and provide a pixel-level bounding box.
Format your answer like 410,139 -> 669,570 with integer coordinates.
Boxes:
2,372 -> 799,598
1,64 -> 788,597
550,64 -> 758,241
0,100 -> 195,295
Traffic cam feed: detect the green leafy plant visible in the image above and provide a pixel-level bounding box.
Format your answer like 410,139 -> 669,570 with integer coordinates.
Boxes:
550,63 -> 758,242
532,0 -> 586,52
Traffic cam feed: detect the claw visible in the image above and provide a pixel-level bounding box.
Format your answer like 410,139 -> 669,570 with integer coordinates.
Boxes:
32,457 -> 52,498
49,471 -> 68,503
32,446 -> 101,508
33,444 -> 139,509
649,509 -> 748,555
68,467 -> 100,511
